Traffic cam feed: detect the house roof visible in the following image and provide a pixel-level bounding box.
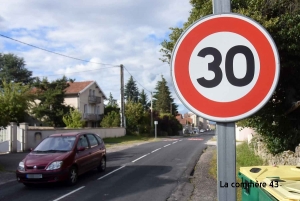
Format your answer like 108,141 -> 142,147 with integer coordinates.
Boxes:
65,81 -> 107,99
65,81 -> 93,94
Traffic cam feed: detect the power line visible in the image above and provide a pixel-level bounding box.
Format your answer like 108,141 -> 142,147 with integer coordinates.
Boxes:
0,34 -> 118,67
123,66 -> 151,93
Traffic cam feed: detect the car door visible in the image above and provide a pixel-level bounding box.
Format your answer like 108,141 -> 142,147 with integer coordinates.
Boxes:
74,135 -> 92,174
86,134 -> 102,169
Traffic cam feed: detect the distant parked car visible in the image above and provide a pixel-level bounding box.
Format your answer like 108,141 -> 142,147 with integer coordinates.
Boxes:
16,132 -> 106,186
200,129 -> 204,133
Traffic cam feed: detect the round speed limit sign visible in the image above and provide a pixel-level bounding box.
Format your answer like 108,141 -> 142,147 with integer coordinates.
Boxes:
171,13 -> 280,122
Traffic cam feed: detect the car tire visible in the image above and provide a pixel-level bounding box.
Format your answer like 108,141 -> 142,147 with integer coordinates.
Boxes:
97,157 -> 106,172
66,166 -> 78,186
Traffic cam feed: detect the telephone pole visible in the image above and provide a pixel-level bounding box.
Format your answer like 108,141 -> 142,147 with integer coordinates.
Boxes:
120,64 -> 125,128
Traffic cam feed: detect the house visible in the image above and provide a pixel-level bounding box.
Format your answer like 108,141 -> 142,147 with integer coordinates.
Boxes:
64,81 -> 107,127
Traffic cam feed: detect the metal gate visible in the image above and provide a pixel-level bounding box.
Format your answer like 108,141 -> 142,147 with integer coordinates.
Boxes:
0,126 -> 11,152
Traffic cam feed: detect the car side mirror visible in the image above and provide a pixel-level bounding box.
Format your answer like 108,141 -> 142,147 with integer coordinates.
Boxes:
77,146 -> 85,152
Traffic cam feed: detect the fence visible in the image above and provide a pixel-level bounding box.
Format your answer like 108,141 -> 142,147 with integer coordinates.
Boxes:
0,126 -> 11,153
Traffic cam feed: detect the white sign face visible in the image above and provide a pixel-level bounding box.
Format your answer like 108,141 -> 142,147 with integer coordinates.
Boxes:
171,13 -> 280,122
154,121 -> 158,125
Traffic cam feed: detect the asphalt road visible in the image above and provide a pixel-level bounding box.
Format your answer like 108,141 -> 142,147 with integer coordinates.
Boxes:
0,134 -> 212,201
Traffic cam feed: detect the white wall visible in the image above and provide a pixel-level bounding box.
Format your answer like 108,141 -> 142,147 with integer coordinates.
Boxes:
235,126 -> 257,142
25,127 -> 126,150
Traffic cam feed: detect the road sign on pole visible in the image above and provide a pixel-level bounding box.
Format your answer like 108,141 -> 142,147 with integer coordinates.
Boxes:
170,4 -> 280,201
171,13 -> 280,122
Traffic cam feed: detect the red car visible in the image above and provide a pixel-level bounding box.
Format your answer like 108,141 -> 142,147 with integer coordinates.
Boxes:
16,132 -> 106,186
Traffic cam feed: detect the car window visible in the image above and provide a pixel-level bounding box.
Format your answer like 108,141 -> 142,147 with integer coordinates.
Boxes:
77,135 -> 89,149
34,136 -> 76,152
86,134 -> 99,148
95,134 -> 103,144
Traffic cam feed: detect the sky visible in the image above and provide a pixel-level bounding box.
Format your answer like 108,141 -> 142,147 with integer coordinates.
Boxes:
0,0 -> 193,115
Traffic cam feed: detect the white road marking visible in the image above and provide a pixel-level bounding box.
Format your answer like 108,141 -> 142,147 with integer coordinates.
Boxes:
53,186 -> 85,201
172,141 -> 178,144
151,148 -> 162,153
132,154 -> 149,163
164,144 -> 171,147
97,166 -> 126,180
179,140 -> 183,141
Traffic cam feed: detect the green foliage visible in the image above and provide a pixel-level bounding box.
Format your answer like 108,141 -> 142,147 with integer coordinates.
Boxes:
125,100 -> 144,133
139,89 -> 150,111
124,76 -> 139,102
107,92 -> 118,107
0,81 -> 33,127
100,111 -> 120,127
31,76 -> 73,127
63,108 -> 85,128
151,112 -> 182,136
153,75 -> 178,115
0,53 -> 34,87
210,143 -> 264,201
161,0 -> 300,154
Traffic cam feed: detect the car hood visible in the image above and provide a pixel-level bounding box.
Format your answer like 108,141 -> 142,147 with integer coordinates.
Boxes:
24,152 -> 71,167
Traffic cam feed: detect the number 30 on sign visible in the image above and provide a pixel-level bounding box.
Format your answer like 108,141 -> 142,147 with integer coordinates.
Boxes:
171,13 -> 280,122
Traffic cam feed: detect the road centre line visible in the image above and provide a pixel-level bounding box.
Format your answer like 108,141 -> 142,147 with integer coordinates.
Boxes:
151,148 -> 162,153
132,154 -> 149,163
98,166 -> 126,180
172,141 -> 177,144
53,186 -> 85,201
164,144 -> 171,147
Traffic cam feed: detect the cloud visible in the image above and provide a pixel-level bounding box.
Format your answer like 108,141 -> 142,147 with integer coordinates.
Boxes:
0,0 -> 192,114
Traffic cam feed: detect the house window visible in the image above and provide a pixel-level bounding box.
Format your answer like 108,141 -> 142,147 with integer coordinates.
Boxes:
93,90 -> 95,96
89,89 -> 92,96
97,106 -> 100,114
84,104 -> 88,113
94,106 -> 97,114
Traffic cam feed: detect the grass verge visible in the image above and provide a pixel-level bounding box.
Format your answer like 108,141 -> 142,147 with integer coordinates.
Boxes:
103,135 -> 156,147
209,142 -> 264,201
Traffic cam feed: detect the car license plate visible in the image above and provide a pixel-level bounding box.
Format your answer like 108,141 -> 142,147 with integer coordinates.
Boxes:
26,174 -> 42,179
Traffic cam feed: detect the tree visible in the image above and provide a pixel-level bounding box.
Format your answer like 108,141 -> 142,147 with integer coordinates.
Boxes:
31,76 -> 73,127
0,53 -> 34,87
100,111 -> 120,127
139,89 -> 150,111
160,0 -> 300,154
107,92 -> 118,107
124,76 -> 139,102
153,75 -> 178,115
0,81 -> 33,127
125,100 -> 144,133
63,108 -> 85,128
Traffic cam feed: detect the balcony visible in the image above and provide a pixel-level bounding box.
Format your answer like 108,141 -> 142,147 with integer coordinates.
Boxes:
88,96 -> 101,104
83,113 -> 103,121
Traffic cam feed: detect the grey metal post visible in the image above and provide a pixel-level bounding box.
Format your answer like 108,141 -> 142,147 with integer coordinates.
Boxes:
155,124 -> 157,139
213,0 -> 236,200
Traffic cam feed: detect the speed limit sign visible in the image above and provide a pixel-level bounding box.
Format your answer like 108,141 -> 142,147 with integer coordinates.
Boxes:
171,13 -> 280,122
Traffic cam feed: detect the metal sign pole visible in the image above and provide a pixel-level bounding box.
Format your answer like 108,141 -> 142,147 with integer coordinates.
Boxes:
213,0 -> 236,200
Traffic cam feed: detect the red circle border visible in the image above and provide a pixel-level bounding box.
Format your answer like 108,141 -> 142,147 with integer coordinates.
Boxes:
173,15 -> 277,119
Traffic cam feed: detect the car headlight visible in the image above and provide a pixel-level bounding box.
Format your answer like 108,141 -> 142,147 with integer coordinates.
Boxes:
18,161 -> 25,171
46,161 -> 63,170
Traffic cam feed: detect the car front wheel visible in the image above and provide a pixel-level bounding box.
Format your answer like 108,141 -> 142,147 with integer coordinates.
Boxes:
67,166 -> 78,186
97,157 -> 106,172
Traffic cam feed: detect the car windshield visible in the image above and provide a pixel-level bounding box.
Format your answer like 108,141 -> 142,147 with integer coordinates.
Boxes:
34,136 -> 76,152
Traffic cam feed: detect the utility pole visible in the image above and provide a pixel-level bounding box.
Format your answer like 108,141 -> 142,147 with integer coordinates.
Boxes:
120,64 -> 125,128
150,92 -> 153,129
